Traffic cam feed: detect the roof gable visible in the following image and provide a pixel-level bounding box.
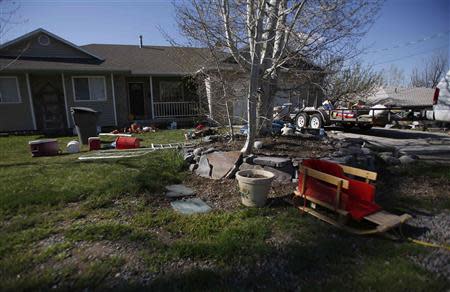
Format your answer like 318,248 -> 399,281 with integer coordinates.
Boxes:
0,28 -> 103,62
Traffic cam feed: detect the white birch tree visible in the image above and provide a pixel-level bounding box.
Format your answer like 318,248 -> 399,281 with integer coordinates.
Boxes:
176,0 -> 382,154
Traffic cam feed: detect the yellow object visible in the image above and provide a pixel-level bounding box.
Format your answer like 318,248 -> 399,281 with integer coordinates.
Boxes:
408,238 -> 450,251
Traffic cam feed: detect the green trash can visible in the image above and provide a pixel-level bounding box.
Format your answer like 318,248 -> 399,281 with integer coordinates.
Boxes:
70,107 -> 100,145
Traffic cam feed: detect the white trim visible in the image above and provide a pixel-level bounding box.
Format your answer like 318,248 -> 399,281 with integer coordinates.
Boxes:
61,73 -> 71,127
149,76 -> 155,119
0,76 -> 22,104
25,74 -> 37,130
0,28 -> 104,61
110,73 -> 118,126
72,76 -> 108,102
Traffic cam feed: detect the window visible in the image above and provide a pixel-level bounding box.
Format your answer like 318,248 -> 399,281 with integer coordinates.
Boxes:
73,77 -> 106,101
159,80 -> 183,102
0,77 -> 21,103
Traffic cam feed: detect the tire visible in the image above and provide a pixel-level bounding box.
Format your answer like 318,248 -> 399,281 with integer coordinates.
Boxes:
296,113 -> 309,129
358,124 -> 373,130
309,114 -> 323,129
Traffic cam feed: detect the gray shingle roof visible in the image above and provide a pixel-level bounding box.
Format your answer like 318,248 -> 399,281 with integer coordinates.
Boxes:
0,43 -> 213,75
367,86 -> 434,106
82,44 -> 212,74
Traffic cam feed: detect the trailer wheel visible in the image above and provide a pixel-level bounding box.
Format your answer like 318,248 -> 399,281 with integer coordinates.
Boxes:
309,114 -> 323,129
296,113 -> 309,129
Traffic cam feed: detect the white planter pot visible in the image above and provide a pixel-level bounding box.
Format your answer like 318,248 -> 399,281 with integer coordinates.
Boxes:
235,169 -> 275,207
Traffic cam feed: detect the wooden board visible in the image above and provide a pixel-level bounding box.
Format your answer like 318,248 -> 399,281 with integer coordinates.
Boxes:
298,206 -> 381,235
300,166 -> 349,189
294,190 -> 348,216
339,164 -> 377,181
364,211 -> 411,228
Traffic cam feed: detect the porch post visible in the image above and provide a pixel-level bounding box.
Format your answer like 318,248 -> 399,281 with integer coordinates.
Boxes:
110,73 -> 118,126
25,73 -> 37,130
149,76 -> 155,119
61,73 -> 71,128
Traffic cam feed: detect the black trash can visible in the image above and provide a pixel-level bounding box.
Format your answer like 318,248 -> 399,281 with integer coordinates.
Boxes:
70,107 -> 100,145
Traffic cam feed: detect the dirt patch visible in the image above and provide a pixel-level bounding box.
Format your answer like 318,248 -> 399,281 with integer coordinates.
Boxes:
183,173 -> 241,210
183,173 -> 296,211
204,135 -> 334,158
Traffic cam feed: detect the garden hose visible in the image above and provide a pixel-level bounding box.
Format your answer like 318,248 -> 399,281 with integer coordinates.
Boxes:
407,238 -> 450,251
398,227 -> 450,251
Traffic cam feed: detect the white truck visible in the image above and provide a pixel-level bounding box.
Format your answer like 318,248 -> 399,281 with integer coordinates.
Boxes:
426,70 -> 450,123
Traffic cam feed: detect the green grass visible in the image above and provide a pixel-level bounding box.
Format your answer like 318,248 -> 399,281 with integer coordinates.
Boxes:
0,131 -> 449,290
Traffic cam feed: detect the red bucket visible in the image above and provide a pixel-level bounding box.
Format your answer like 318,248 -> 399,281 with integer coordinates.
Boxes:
88,137 -> 101,151
115,137 -> 140,149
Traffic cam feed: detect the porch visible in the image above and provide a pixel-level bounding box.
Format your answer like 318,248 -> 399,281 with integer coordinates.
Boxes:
125,75 -> 203,125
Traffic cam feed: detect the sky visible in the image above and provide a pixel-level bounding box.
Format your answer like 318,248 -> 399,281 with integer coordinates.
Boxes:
1,0 -> 449,80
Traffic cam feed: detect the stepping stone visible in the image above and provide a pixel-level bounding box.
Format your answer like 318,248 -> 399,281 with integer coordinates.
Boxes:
253,156 -> 291,168
171,198 -> 212,215
207,151 -> 241,179
165,184 -> 195,198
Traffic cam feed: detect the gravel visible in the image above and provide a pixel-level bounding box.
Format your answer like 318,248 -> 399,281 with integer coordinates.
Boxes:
408,211 -> 450,280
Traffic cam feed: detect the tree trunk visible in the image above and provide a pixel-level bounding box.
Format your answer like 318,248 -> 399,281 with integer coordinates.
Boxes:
257,78 -> 277,135
241,66 -> 260,154
225,100 -> 234,141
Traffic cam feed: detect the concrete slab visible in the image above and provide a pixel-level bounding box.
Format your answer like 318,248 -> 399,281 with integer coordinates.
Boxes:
253,156 -> 291,168
208,151 -> 241,179
165,184 -> 195,198
195,155 -> 211,178
171,198 -> 212,215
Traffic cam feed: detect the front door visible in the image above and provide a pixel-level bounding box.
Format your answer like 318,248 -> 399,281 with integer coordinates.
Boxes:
128,82 -> 145,118
36,83 -> 66,130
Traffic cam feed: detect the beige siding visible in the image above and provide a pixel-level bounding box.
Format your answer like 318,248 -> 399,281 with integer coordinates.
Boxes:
0,73 -> 35,131
64,73 -> 116,128
205,71 -> 325,125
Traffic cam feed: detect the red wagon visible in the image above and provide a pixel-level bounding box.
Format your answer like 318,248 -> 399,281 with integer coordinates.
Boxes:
294,159 -> 411,235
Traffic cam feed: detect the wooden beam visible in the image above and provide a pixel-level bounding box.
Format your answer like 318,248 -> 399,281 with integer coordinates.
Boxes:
339,164 -> 377,181
294,190 -> 349,216
300,166 -> 349,189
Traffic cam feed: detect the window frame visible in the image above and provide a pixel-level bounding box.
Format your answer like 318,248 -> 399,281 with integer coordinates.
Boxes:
72,76 -> 107,102
158,80 -> 184,102
0,76 -> 22,104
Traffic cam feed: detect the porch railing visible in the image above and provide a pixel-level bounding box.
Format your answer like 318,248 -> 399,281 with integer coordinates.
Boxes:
153,101 -> 199,118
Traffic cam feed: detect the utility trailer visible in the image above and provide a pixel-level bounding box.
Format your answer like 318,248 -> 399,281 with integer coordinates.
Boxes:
289,105 -> 433,130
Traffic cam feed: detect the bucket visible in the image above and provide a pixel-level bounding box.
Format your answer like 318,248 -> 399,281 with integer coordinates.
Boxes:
115,137 -> 140,149
235,169 -> 275,207
88,137 -> 101,151
29,139 -> 59,157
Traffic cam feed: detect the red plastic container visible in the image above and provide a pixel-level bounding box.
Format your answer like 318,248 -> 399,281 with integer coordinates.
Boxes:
88,137 -> 101,151
29,139 -> 59,157
115,137 -> 140,149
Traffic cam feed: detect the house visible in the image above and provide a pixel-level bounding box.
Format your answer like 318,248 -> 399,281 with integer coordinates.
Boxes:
0,28 -> 324,132
0,28 -> 211,133
366,86 -> 435,107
